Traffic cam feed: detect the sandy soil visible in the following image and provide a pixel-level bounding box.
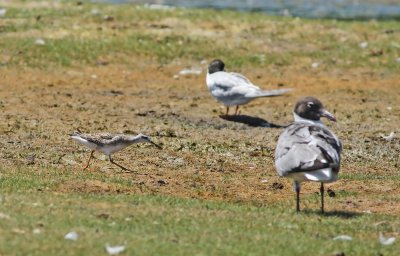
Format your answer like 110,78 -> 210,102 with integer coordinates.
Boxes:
0,59 -> 399,214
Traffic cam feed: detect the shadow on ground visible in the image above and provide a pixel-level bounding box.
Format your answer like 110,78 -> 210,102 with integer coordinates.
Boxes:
219,114 -> 288,128
302,209 -> 362,219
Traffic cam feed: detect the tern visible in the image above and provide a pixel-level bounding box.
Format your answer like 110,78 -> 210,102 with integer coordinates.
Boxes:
206,59 -> 291,116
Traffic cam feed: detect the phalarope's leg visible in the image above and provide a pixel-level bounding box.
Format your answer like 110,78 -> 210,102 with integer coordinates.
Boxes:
83,150 -> 95,169
234,105 -> 239,115
225,106 -> 229,116
108,155 -> 152,176
109,155 -> 132,172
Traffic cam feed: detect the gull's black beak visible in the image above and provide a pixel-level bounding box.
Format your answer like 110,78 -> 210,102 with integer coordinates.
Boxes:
320,109 -> 337,122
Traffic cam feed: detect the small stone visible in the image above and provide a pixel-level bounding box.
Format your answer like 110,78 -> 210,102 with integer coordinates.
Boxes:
359,41 -> 368,48
333,235 -> 352,241
0,8 -> 6,17
269,182 -> 284,190
65,231 -> 78,241
379,232 -> 396,245
26,153 -> 36,165
35,38 -> 46,45
157,180 -> 167,186
0,213 -> 10,219
311,62 -> 319,69
33,228 -> 41,235
327,188 -> 336,197
97,213 -> 110,219
103,15 -> 114,21
105,244 -> 126,255
333,252 -> 345,256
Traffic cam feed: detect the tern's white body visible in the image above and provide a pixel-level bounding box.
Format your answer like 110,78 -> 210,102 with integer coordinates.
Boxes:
206,71 -> 290,107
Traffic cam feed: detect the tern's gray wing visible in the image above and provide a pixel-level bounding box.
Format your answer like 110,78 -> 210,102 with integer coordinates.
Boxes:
275,122 -> 341,177
208,72 -> 260,94
227,73 -> 291,98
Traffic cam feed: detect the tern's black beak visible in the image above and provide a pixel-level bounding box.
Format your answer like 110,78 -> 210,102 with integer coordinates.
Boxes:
320,109 -> 337,122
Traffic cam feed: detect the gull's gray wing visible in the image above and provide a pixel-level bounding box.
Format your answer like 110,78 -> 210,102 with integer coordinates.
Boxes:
275,122 -> 341,177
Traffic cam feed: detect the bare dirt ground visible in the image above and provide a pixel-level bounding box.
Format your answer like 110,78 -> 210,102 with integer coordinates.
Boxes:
1,59 -> 399,214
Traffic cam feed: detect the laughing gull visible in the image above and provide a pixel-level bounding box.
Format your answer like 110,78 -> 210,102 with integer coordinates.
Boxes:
206,59 -> 291,116
70,131 -> 161,171
275,97 -> 341,213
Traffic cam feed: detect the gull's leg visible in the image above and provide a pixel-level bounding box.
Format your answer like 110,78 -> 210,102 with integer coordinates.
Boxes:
320,182 -> 325,214
225,106 -> 229,116
294,181 -> 301,212
83,150 -> 95,169
234,105 -> 239,115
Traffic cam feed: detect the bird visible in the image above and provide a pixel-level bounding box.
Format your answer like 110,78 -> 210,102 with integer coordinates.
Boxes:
70,131 -> 162,172
274,96 -> 341,213
206,59 -> 291,116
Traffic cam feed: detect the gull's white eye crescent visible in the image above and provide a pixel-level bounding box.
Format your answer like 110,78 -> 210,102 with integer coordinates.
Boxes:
307,102 -> 314,108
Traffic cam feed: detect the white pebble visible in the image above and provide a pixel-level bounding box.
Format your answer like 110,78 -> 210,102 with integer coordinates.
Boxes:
105,244 -> 126,255
311,62 -> 319,69
333,235 -> 352,241
33,228 -> 41,235
64,231 -> 79,241
35,38 -> 46,45
359,42 -> 368,48
379,232 -> 396,246
0,8 -> 6,17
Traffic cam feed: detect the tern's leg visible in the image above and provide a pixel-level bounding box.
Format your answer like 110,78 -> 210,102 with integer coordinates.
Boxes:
225,106 -> 229,116
83,150 -> 95,169
294,181 -> 301,212
320,182 -> 325,214
234,105 -> 239,115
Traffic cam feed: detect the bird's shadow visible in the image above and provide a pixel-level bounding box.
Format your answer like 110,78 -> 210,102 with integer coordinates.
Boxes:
219,114 -> 287,128
302,209 -> 362,219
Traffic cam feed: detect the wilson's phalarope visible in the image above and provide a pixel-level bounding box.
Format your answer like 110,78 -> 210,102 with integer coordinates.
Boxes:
70,131 -> 161,172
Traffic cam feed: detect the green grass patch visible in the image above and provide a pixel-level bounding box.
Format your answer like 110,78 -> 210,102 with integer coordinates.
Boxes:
0,192 -> 399,255
1,1 -> 399,69
0,166 -> 399,255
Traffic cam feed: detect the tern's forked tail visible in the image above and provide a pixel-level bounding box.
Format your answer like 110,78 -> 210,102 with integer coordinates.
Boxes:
257,88 -> 292,98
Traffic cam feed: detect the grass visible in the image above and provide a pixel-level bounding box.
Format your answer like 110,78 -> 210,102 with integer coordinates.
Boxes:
1,1 -> 400,69
0,166 -> 399,255
0,177 -> 399,255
